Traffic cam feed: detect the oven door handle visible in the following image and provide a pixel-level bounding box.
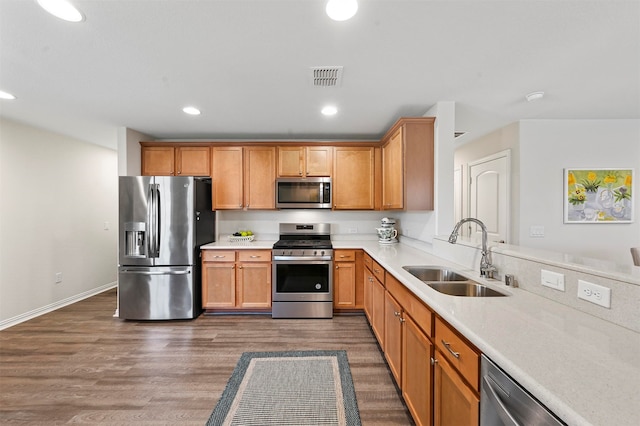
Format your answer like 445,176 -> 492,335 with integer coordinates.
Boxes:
273,256 -> 333,261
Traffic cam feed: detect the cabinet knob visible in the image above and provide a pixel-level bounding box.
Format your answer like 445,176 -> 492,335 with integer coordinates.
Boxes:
335,265 -> 339,269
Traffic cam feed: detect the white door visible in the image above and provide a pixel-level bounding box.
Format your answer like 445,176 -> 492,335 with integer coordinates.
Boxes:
468,150 -> 510,243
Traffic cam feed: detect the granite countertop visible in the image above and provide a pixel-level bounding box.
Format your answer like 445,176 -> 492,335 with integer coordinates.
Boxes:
202,239 -> 640,425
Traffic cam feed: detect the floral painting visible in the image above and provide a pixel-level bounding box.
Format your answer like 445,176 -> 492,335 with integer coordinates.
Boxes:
564,168 -> 633,223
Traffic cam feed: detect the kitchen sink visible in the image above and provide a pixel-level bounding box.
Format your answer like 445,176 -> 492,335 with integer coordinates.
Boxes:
427,282 -> 508,297
402,266 -> 468,282
403,265 -> 509,297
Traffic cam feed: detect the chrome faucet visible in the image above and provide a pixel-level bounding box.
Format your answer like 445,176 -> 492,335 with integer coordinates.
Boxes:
448,218 -> 496,278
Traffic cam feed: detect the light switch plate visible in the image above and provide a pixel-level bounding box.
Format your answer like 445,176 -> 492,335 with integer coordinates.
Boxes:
529,225 -> 545,237
541,269 -> 565,291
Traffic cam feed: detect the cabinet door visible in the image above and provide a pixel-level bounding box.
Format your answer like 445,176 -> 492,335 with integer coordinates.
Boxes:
403,315 -> 433,426
202,262 -> 236,308
244,146 -> 276,209
334,261 -> 356,308
434,352 -> 479,426
277,147 -> 303,177
176,146 -> 210,176
371,277 -> 386,346
237,262 -> 272,308
305,146 -> 333,176
333,147 -> 375,209
363,269 -> 373,322
382,127 -> 404,209
142,146 -> 174,176
384,291 -> 403,387
212,147 -> 244,209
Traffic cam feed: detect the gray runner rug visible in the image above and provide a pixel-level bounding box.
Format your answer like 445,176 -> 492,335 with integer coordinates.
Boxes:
206,350 -> 361,426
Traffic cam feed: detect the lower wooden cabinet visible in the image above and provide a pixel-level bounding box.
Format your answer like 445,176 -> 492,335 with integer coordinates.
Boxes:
202,250 -> 271,311
403,314 -> 433,426
434,351 -> 479,426
371,273 -> 386,346
361,256 -> 478,426
333,249 -> 364,311
384,291 -> 403,386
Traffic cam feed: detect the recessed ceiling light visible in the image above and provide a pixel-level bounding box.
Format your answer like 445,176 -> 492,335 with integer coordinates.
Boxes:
37,0 -> 84,23
321,105 -> 338,116
0,90 -> 16,100
326,0 -> 358,21
182,106 -> 201,115
526,91 -> 545,102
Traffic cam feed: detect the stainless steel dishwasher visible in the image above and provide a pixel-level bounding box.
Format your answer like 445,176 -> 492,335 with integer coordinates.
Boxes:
481,355 -> 566,425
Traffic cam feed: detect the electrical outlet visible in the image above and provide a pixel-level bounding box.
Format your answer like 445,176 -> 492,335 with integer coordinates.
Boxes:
541,269 -> 565,291
104,221 -> 110,230
55,272 -> 63,284
578,280 -> 611,308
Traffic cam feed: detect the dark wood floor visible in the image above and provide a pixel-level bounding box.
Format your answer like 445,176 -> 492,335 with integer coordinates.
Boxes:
0,289 -> 413,425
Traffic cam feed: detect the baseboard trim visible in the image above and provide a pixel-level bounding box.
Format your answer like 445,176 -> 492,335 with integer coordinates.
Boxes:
0,282 -> 117,330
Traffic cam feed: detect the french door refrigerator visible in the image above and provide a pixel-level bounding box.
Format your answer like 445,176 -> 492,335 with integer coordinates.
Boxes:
118,176 -> 214,320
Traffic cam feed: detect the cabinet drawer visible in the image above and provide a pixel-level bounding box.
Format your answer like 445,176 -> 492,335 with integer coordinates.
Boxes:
238,250 -> 270,262
406,295 -> 433,338
363,253 -> 373,270
371,260 -> 385,284
335,249 -> 356,262
435,317 -> 480,391
202,250 -> 236,262
385,272 -> 433,338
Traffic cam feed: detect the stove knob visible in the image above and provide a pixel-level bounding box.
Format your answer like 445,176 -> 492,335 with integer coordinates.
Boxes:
321,250 -> 325,256
313,250 -> 317,256
288,250 -> 293,256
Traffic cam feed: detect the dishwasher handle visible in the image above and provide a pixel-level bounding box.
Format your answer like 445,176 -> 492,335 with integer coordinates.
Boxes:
482,375 -> 521,426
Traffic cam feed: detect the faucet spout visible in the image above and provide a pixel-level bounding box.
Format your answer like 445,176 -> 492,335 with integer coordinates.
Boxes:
448,218 -> 496,278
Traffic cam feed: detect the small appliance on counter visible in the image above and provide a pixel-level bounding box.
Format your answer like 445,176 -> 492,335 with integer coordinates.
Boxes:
376,217 -> 398,244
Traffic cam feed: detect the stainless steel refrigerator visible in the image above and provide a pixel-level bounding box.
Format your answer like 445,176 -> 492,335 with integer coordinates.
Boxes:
118,176 -> 215,320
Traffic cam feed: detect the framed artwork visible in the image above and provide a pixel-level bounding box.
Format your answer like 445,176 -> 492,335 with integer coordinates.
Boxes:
564,168 -> 633,223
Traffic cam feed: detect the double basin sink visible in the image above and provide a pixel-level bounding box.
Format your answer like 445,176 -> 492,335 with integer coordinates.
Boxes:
402,266 -> 508,297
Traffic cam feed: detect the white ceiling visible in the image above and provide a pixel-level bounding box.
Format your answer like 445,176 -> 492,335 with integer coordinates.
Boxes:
1,0 -> 638,150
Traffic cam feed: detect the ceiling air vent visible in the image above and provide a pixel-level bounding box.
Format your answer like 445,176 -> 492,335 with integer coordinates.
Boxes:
310,66 -> 343,87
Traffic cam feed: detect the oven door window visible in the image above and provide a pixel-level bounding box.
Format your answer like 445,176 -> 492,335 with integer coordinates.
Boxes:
275,263 -> 330,293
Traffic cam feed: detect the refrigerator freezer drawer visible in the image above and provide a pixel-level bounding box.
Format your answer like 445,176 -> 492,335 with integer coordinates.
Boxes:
118,266 -> 200,320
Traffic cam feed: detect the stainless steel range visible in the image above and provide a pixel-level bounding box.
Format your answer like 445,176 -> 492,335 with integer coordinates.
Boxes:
272,223 -> 333,319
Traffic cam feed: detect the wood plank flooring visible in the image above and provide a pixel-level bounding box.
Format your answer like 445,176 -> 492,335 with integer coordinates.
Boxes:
0,289 -> 413,425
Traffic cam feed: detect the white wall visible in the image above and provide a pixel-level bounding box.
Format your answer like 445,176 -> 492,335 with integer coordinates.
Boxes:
218,210 -> 387,241
455,122 -> 521,243
519,119 -> 639,263
0,118 -> 118,327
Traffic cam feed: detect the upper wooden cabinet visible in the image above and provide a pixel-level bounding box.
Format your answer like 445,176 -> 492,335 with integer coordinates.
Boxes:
277,146 -> 333,177
381,117 -> 435,210
211,147 -> 244,209
141,145 -> 210,176
333,147 -> 376,210
244,146 -> 277,210
176,146 -> 211,176
211,146 -> 276,210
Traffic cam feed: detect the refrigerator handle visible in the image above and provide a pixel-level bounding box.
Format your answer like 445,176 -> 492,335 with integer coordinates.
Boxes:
148,183 -> 160,258
155,185 -> 161,255
120,269 -> 190,276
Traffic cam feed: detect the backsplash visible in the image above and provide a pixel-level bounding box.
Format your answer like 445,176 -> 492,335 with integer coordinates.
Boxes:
431,236 -> 640,332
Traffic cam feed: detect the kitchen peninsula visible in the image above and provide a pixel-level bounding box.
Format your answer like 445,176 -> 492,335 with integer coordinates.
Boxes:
201,238 -> 640,426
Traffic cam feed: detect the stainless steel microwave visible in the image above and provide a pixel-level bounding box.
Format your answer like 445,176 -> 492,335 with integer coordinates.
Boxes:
276,177 -> 332,209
